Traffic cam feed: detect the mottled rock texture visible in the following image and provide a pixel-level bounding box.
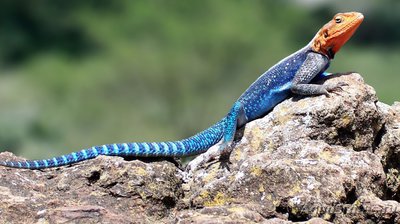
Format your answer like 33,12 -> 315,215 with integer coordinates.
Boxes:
1,73 -> 399,223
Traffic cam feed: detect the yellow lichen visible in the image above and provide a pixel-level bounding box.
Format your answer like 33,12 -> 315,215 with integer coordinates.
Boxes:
291,207 -> 299,215
250,127 -> 262,150
204,192 -> 229,207
267,141 -> 276,152
276,114 -> 293,125
259,184 -> 265,193
289,183 -> 302,195
319,150 -> 339,164
233,149 -> 242,162
250,166 -> 263,176
274,105 -> 294,125
323,213 -> 331,220
135,167 -> 147,176
199,190 -> 209,199
229,175 -> 236,182
341,115 -> 352,127
353,199 -> 362,207
202,167 -> 218,183
311,209 -> 319,217
335,190 -> 344,198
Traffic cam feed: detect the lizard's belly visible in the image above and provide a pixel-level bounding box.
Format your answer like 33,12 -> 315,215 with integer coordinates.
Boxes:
238,46 -> 310,122
244,82 -> 292,121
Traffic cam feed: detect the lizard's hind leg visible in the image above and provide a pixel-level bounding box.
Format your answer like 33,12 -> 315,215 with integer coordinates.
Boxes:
185,101 -> 247,173
219,101 -> 247,168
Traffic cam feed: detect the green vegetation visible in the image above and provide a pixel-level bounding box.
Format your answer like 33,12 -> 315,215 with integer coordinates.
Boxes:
0,1 -> 398,159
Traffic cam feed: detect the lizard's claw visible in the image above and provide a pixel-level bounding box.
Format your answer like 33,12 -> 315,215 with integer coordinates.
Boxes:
219,159 -> 231,171
218,142 -> 234,171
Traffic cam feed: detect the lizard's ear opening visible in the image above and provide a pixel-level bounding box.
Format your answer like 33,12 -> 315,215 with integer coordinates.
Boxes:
323,30 -> 329,38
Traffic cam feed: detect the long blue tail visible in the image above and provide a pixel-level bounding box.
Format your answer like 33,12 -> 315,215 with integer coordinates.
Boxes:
0,119 -> 225,169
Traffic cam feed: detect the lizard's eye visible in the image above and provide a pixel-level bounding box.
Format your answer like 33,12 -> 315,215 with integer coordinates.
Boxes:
335,16 -> 343,23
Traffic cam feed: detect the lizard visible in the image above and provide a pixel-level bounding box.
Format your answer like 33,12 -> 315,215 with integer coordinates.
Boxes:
0,12 -> 364,169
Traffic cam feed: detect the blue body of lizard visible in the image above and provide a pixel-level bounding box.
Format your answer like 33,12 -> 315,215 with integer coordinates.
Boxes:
0,12 -> 363,169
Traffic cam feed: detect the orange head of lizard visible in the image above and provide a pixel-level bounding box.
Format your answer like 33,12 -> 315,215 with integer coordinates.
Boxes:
312,12 -> 364,59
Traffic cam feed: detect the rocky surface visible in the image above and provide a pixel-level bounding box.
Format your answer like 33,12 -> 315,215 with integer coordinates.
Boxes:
1,73 -> 400,223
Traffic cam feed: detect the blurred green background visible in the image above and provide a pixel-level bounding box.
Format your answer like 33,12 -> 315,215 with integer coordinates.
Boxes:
0,0 -> 399,159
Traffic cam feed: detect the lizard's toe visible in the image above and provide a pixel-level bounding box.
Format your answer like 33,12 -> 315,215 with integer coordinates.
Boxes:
326,82 -> 348,93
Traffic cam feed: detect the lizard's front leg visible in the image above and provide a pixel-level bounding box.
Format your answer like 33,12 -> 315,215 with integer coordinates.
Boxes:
290,51 -> 345,96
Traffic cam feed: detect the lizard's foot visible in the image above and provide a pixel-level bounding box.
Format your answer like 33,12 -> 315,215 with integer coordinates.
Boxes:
325,82 -> 348,97
218,159 -> 232,171
185,144 -> 220,175
184,141 -> 234,177
218,142 -> 234,171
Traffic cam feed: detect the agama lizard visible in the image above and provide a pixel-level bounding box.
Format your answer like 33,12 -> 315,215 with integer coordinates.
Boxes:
0,12 -> 364,169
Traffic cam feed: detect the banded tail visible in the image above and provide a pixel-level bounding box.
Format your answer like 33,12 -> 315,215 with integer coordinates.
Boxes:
0,119 -> 225,169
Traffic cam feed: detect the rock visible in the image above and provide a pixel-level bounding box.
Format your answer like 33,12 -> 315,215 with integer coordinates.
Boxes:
0,73 -> 399,223
375,102 -> 400,202
0,154 -> 183,223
